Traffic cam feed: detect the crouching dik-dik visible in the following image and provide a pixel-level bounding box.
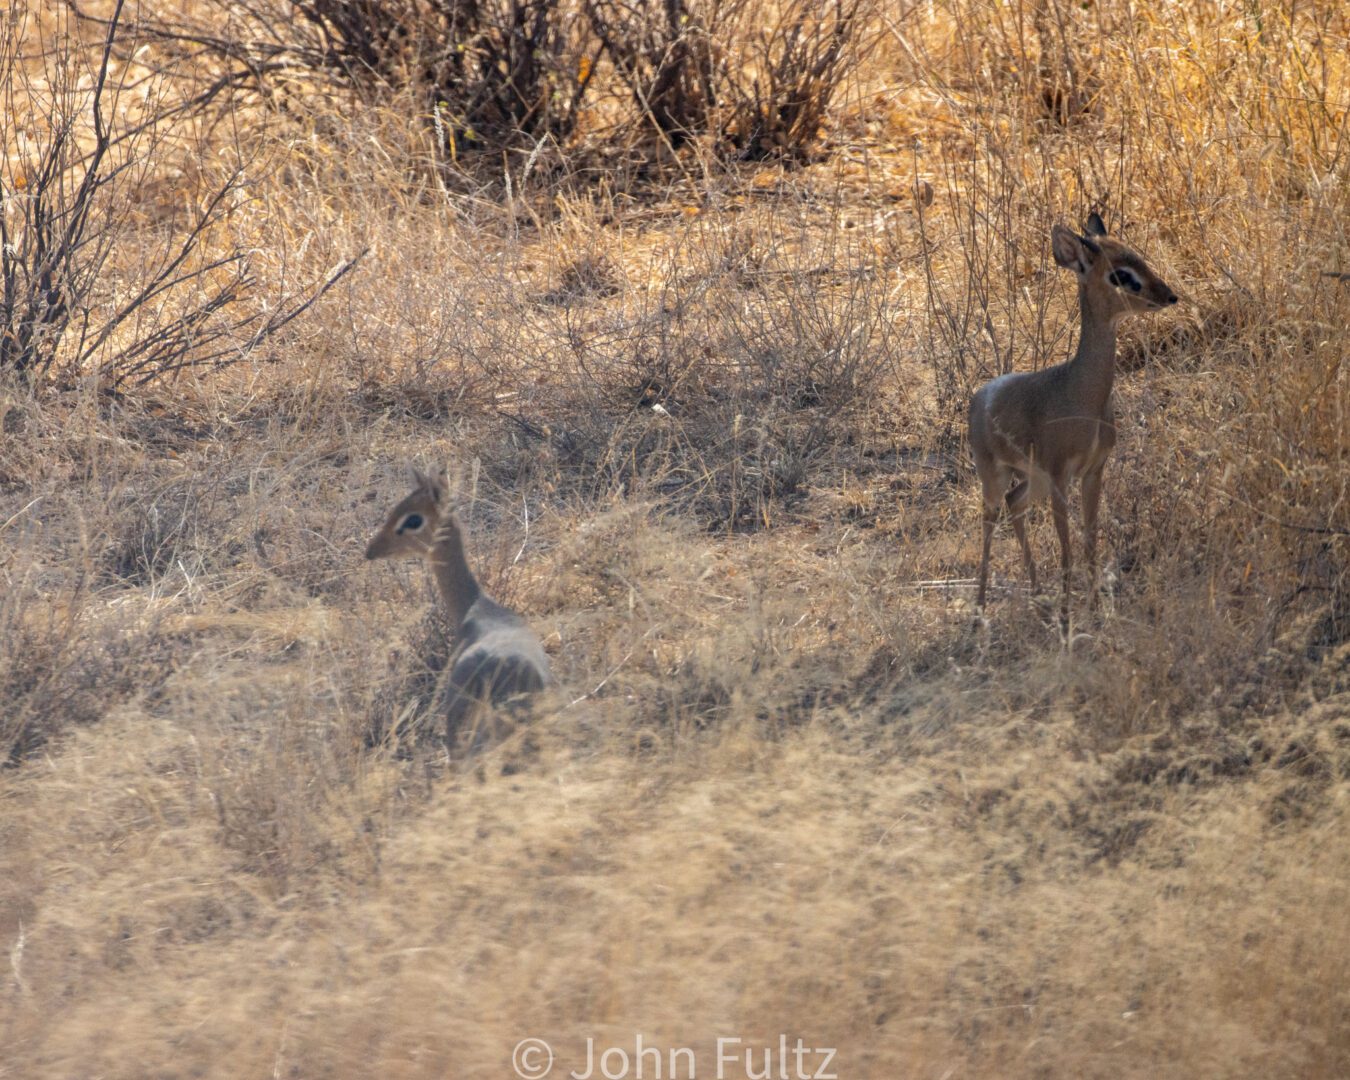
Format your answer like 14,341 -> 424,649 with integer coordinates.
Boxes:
365,467 -> 554,748
969,213 -> 1178,621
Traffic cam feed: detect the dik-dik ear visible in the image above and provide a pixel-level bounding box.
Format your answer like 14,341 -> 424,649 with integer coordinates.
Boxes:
1051,223 -> 1099,276
408,464 -> 447,505
1083,211 -> 1108,238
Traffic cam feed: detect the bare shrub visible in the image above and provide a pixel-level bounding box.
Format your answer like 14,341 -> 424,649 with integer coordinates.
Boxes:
721,0 -> 874,160
3,3 -> 360,387
115,0 -> 593,159
588,0 -> 876,160
122,0 -> 877,174
320,0 -> 591,154
583,0 -> 728,146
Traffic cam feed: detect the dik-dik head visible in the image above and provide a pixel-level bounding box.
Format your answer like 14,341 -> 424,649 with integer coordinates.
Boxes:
1051,212 -> 1179,323
365,467 -> 455,561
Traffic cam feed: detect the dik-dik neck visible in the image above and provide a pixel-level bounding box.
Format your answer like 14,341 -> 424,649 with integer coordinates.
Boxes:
1065,282 -> 1119,414
427,516 -> 482,628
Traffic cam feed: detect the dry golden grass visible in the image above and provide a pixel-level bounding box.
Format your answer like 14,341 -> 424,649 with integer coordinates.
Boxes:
1,1 -> 1348,1077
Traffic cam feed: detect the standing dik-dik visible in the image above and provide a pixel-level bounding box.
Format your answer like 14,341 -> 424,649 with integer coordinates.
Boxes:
969,213 -> 1178,620
365,468 -> 554,747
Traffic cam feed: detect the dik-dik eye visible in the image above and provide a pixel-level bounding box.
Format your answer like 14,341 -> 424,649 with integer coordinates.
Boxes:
396,513 -> 425,533
1108,268 -> 1143,293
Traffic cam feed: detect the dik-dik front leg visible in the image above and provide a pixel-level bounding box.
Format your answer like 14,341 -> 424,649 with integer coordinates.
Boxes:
1081,463 -> 1106,607
1049,477 -> 1073,628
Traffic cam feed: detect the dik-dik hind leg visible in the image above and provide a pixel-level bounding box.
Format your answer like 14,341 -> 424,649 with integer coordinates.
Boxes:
976,497 -> 999,610
1081,464 -> 1105,606
1005,477 -> 1038,596
443,684 -> 475,750
444,671 -> 493,754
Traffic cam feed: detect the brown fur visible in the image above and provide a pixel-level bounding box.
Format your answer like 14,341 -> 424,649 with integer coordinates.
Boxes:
969,213 -> 1178,620
365,468 -> 554,748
